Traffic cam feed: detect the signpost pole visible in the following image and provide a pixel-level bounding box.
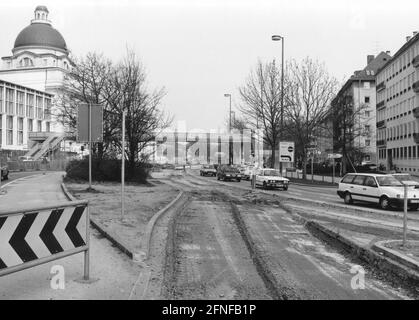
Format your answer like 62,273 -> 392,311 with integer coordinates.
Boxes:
84,203 -> 90,281
88,103 -> 92,191
403,183 -> 408,247
311,154 -> 314,183
121,111 -> 126,220
332,158 -> 335,184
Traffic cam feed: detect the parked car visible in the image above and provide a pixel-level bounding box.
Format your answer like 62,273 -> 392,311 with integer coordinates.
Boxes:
337,173 -> 419,210
255,168 -> 289,190
216,165 -> 242,182
391,173 -> 419,189
200,164 -> 217,176
1,165 -> 9,181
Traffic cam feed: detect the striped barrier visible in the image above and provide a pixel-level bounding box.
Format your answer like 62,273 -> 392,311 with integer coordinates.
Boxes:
0,200 -> 90,279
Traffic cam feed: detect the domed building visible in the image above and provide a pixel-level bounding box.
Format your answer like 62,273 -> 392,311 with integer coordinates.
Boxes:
0,5 -> 73,93
0,6 -> 75,161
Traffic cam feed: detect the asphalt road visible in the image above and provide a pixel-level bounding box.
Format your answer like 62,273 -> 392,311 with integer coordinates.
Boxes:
0,172 -> 143,300
160,172 -> 411,299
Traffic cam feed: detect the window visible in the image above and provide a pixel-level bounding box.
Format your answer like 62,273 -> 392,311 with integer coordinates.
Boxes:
37,120 -> 42,132
17,117 -> 23,145
0,114 -> 2,146
6,115 -> 13,145
5,88 -> 14,115
364,176 -> 377,187
28,119 -> 33,132
46,122 -> 50,132
353,175 -> 366,185
17,91 -> 24,116
364,96 -> 370,103
365,139 -> 370,146
0,87 -> 3,113
365,125 -> 370,133
365,111 -> 370,117
341,174 -> 355,184
44,98 -> 51,120
19,57 -> 33,67
26,94 -> 34,118
36,96 -> 43,119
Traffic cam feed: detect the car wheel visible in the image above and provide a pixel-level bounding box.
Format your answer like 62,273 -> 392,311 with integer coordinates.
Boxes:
344,192 -> 353,205
283,186 -> 288,191
217,175 -> 220,180
379,196 -> 390,210
237,178 -> 241,182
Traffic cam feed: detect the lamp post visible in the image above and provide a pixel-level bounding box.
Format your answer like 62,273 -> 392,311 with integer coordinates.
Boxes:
224,93 -> 232,164
272,34 -> 284,174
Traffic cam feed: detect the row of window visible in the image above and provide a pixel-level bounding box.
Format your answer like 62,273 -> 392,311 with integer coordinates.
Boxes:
377,71 -> 417,103
0,114 -> 48,146
377,96 -> 416,122
377,120 -> 418,141
378,145 -> 419,160
0,87 -> 51,120
376,41 -> 419,83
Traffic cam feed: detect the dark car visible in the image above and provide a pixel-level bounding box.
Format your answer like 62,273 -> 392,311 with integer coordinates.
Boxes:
216,165 -> 242,182
1,165 -> 9,181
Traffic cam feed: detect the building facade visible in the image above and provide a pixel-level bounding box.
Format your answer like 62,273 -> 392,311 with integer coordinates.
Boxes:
0,79 -> 52,154
376,32 -> 419,174
0,6 -> 78,159
331,52 -> 391,166
0,6 -> 72,95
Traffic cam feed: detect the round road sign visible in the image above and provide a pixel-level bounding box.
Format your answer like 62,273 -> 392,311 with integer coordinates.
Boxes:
288,146 -> 294,153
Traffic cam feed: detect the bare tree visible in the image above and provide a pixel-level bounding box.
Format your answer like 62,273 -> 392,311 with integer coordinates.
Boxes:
286,57 -> 338,179
238,60 -> 286,167
55,50 -> 172,177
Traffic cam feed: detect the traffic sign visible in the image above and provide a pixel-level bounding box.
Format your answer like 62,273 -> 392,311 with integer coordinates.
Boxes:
328,153 -> 342,159
279,141 -> 294,163
0,201 -> 89,277
77,104 -> 103,143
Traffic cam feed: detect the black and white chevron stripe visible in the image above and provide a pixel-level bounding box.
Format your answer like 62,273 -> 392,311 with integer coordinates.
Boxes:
0,206 -> 86,269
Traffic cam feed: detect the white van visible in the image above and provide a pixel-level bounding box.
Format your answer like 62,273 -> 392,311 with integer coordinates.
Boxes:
337,173 -> 419,210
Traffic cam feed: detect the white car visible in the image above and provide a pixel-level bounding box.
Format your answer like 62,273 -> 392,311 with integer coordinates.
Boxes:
255,168 -> 289,190
337,173 -> 419,210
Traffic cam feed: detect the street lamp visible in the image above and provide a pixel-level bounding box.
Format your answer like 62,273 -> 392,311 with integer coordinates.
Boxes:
272,34 -> 284,173
224,93 -> 232,132
224,93 -> 232,165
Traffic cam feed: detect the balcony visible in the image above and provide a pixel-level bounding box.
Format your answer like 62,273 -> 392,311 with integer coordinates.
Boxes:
376,81 -> 386,92
413,80 -> 419,93
414,133 -> 419,144
376,100 -> 385,109
377,139 -> 386,147
413,107 -> 419,119
376,120 -> 386,128
413,55 -> 419,68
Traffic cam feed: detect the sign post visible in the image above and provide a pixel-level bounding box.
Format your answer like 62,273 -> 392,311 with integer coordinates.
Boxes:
77,103 -> 103,191
403,183 -> 408,247
121,111 -> 126,220
279,142 -> 295,176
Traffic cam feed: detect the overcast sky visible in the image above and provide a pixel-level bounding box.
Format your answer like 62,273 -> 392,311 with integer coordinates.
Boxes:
1,0 -> 419,131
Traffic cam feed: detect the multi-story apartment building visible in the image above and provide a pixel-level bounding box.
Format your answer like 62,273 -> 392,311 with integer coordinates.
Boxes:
330,52 -> 391,167
0,79 -> 52,157
376,32 -> 419,174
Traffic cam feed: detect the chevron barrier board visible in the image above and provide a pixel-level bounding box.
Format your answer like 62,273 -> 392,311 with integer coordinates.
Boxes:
0,200 -> 89,277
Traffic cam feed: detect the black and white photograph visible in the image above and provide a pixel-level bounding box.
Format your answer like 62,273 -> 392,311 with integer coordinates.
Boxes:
1,0 -> 419,310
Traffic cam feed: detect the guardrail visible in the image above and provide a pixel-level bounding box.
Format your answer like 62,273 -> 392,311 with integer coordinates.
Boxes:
0,200 -> 90,280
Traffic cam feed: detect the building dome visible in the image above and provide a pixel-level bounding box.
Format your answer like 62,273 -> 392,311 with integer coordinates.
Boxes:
14,23 -> 67,52
13,5 -> 67,53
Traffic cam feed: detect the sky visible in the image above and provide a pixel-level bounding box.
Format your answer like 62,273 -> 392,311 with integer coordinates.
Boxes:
1,0 -> 419,132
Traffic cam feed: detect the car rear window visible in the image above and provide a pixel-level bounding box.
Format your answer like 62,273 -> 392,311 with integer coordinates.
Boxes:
341,175 -> 355,184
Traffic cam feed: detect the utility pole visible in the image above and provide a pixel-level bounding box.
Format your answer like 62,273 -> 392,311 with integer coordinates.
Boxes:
88,103 -> 92,191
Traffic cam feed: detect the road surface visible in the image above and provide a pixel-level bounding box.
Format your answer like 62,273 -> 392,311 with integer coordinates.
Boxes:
160,172 -> 411,300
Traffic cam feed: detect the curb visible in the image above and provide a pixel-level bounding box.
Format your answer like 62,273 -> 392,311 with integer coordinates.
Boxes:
278,202 -> 419,289
61,182 -> 135,259
139,191 -> 185,260
373,240 -> 419,273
